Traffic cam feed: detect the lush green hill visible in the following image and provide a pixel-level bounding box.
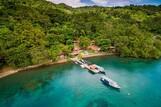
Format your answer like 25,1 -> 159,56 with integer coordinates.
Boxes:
0,0 -> 161,67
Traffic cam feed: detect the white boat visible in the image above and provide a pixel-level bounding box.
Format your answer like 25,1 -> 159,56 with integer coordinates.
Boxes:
84,64 -> 100,73
71,58 -> 105,74
74,61 -> 78,64
95,65 -> 104,72
80,64 -> 86,68
100,76 -> 121,89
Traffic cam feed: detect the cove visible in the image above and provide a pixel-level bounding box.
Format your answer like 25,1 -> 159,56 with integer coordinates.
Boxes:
0,56 -> 161,107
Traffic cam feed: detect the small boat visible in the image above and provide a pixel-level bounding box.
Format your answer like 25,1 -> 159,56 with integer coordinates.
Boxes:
95,65 -> 104,72
74,61 -> 78,64
80,64 -> 86,68
71,58 -> 106,74
88,68 -> 100,74
100,76 -> 121,89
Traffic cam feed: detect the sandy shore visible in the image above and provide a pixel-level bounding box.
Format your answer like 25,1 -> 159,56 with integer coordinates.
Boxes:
0,52 -> 114,79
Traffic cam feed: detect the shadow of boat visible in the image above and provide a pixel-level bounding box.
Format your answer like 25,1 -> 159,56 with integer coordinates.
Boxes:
87,70 -> 96,75
99,71 -> 106,75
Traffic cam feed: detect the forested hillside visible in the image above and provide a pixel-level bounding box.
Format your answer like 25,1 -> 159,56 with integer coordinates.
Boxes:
0,0 -> 161,67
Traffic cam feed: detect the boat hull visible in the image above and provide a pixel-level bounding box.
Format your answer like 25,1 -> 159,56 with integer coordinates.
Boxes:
100,78 -> 120,89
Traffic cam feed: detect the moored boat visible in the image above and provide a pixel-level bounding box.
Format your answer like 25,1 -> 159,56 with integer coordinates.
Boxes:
100,76 -> 121,89
80,64 -> 86,68
71,58 -> 106,74
83,64 -> 99,73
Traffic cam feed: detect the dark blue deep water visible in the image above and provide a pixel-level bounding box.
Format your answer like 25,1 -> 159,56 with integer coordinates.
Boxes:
0,56 -> 161,107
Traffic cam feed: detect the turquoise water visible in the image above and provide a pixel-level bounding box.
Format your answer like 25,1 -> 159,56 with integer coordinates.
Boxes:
0,56 -> 161,107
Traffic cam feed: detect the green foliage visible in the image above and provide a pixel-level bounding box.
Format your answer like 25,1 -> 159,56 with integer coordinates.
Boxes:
48,44 -> 73,61
6,44 -> 32,67
79,37 -> 91,49
0,0 -> 161,67
95,36 -> 111,51
143,15 -> 161,34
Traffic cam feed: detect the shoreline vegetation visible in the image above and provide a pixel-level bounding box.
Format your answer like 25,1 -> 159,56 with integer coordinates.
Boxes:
0,52 -> 114,79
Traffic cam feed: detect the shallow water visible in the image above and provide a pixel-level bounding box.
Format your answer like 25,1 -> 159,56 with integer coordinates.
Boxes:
0,56 -> 161,107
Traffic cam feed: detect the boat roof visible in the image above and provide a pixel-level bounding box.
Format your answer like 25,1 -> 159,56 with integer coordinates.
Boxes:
101,76 -> 117,83
101,76 -> 121,88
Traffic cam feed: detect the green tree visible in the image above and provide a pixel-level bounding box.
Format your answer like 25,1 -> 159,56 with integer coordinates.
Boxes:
95,36 -> 111,51
79,37 -> 91,49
